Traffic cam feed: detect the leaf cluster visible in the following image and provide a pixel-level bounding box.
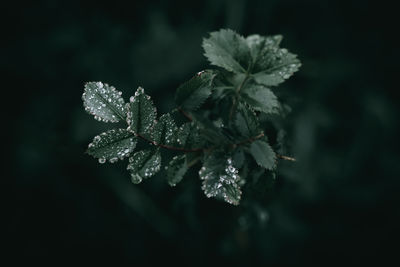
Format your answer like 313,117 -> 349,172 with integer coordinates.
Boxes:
82,29 -> 301,205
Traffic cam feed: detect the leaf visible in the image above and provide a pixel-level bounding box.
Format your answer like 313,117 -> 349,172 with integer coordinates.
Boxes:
241,85 -> 279,114
202,29 -> 251,73
152,113 -> 178,145
87,129 -> 137,163
175,70 -> 215,111
126,87 -> 157,135
249,140 -> 276,170
166,154 -> 188,187
82,81 -> 126,122
234,103 -> 260,138
176,122 -> 192,147
127,149 -> 161,184
176,122 -> 205,149
246,35 -> 301,86
199,151 -> 242,205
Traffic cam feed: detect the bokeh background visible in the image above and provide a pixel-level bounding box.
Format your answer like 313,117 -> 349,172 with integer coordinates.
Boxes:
5,0 -> 399,265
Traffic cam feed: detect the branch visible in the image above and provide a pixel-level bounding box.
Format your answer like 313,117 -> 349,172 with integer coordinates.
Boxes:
235,132 -> 264,146
277,154 -> 296,161
178,107 -> 192,121
229,73 -> 250,120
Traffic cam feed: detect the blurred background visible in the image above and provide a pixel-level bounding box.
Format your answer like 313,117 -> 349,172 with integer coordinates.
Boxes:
4,0 -> 399,265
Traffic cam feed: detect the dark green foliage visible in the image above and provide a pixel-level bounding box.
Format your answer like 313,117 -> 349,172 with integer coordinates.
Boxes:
127,149 -> 161,184
175,70 -> 216,111
82,82 -> 126,122
199,151 -> 242,205
82,29 -> 300,205
249,140 -> 276,170
87,129 -> 137,163
166,154 -> 188,187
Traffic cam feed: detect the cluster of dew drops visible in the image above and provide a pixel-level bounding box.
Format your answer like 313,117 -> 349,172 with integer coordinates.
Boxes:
82,82 -> 126,123
199,157 -> 241,205
126,86 -> 158,135
127,150 -> 161,184
88,129 -> 136,164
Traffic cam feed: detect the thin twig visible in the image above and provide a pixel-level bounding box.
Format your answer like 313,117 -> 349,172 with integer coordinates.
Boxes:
235,132 -> 265,146
178,107 -> 192,121
277,154 -> 296,161
187,157 -> 201,168
138,130 -> 295,162
229,73 -> 250,120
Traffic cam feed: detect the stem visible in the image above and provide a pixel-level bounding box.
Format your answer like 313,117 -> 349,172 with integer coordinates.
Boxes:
136,128 -> 295,161
178,107 -> 192,121
187,157 -> 201,168
229,73 -> 250,120
277,154 -> 296,161
235,132 -> 265,146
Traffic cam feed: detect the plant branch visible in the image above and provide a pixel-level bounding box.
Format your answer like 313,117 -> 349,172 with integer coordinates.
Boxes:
235,132 -> 265,146
229,73 -> 250,120
177,107 -> 192,121
277,154 -> 296,161
187,157 -> 201,168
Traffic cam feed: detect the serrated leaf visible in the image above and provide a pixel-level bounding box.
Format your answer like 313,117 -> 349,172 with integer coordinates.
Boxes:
241,85 -> 279,114
234,103 -> 260,138
152,113 -> 178,145
203,29 -> 251,73
199,151 -> 242,205
175,70 -> 215,111
176,122 -> 191,147
87,129 -> 137,163
189,113 -> 228,146
127,149 -> 161,184
249,140 -> 276,170
126,87 -> 157,135
176,122 -> 205,149
166,154 -> 188,187
246,35 -> 301,86
246,34 -> 282,63
82,81 -> 126,122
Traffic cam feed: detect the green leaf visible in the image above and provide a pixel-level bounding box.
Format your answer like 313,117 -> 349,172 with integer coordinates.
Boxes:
241,85 -> 279,114
175,70 -> 215,111
246,34 -> 282,64
234,103 -> 260,138
166,154 -> 188,187
87,129 -> 137,163
126,87 -> 157,135
176,122 -> 205,149
246,35 -> 301,86
82,82 -> 126,122
199,151 -> 242,205
203,29 -> 251,73
152,113 -> 178,145
249,140 -> 276,170
127,149 -> 161,184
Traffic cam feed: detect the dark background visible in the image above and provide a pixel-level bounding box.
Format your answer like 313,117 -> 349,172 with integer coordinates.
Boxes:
4,0 -> 399,265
